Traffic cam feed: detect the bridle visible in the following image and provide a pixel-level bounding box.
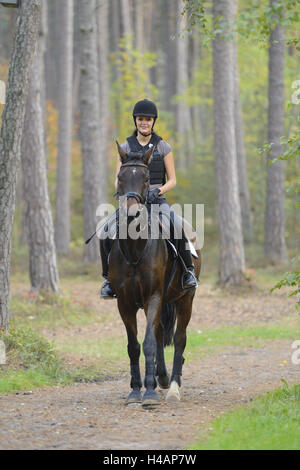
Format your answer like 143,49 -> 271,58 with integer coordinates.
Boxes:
117,160 -> 152,308
118,159 -> 150,205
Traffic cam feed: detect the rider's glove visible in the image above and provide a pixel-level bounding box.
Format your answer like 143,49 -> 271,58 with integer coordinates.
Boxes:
147,188 -> 161,204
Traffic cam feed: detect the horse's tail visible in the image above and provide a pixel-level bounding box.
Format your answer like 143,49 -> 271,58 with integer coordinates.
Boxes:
161,302 -> 176,347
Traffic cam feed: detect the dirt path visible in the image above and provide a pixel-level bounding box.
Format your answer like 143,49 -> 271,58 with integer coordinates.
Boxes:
0,338 -> 299,450
1,283 -> 299,449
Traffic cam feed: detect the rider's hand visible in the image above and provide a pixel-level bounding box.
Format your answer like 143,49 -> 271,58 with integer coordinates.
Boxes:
147,188 -> 161,204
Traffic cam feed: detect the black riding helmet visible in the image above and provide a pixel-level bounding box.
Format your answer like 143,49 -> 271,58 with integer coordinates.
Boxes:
132,99 -> 158,130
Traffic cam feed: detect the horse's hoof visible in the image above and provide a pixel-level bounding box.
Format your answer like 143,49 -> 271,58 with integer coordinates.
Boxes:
126,390 -> 142,405
157,374 -> 170,389
166,381 -> 181,402
142,390 -> 160,407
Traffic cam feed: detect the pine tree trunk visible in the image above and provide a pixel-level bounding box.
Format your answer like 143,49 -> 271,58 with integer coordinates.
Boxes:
176,0 -> 193,169
134,0 -> 144,52
54,0 -> 74,254
264,1 -> 287,263
45,0 -> 59,104
98,0 -> 110,164
163,0 -> 176,111
120,0 -> 132,37
191,27 -> 202,149
79,0 -> 104,263
212,0 -> 245,285
233,39 -> 253,243
0,0 -> 41,332
21,46 -> 59,293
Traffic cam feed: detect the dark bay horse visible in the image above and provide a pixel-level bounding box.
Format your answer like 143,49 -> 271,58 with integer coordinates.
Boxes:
107,142 -> 201,406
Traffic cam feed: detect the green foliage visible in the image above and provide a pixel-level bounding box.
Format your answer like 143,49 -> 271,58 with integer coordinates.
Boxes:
267,110 -> 300,306
0,326 -> 72,393
236,0 -> 300,47
190,382 -> 300,450
1,326 -> 63,372
271,256 -> 300,308
182,0 -> 300,47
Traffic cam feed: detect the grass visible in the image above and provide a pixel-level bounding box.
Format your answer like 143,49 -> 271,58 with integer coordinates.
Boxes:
0,327 -> 73,393
53,317 -> 299,367
9,289 -> 99,330
0,326 -> 112,394
189,382 -> 300,450
186,318 -> 299,356
0,368 -> 71,394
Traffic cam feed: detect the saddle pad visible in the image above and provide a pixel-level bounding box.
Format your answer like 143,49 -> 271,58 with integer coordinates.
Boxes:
189,239 -> 198,259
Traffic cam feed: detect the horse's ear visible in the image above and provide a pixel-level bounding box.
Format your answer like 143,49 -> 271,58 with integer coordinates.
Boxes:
143,146 -> 154,165
116,141 -> 127,163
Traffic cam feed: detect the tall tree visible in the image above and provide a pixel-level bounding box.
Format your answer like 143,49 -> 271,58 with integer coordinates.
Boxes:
21,44 -> 59,293
134,0 -> 144,52
98,0 -> 110,164
264,1 -> 287,263
163,0 -> 177,111
212,0 -> 245,285
79,0 -> 105,262
54,0 -> 74,254
176,0 -> 193,168
233,31 -> 253,243
120,0 -> 132,38
191,26 -> 202,149
0,0 -> 41,332
44,0 -> 59,104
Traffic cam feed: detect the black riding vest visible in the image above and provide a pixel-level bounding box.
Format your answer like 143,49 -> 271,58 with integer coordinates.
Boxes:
126,133 -> 166,185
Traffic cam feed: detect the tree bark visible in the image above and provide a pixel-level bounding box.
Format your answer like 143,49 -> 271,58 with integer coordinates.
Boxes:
191,27 -> 202,149
163,0 -> 176,111
54,0 -> 74,254
120,0 -> 132,37
79,0 -> 105,262
212,0 -> 245,285
98,0 -> 110,164
0,0 -> 41,332
233,38 -> 253,243
45,0 -> 59,104
21,46 -> 59,293
134,0 -> 144,52
264,1 -> 287,263
176,0 -> 193,169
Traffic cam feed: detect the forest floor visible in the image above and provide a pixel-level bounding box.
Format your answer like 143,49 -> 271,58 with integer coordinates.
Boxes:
0,275 -> 299,450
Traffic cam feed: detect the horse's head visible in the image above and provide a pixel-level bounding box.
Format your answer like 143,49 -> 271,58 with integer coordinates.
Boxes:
116,141 -> 153,216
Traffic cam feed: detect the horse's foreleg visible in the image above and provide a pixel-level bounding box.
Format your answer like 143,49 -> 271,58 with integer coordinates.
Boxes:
155,323 -> 170,389
118,303 -> 142,404
126,327 -> 143,404
166,294 -> 193,402
142,295 -> 162,406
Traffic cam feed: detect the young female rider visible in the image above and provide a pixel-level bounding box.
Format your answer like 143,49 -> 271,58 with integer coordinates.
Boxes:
100,99 -> 198,298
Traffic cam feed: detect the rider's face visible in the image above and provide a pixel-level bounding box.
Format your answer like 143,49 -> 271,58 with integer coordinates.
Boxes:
136,116 -> 154,135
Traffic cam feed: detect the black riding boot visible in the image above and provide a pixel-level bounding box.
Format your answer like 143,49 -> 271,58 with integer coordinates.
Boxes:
99,237 -> 116,299
176,236 -> 198,290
